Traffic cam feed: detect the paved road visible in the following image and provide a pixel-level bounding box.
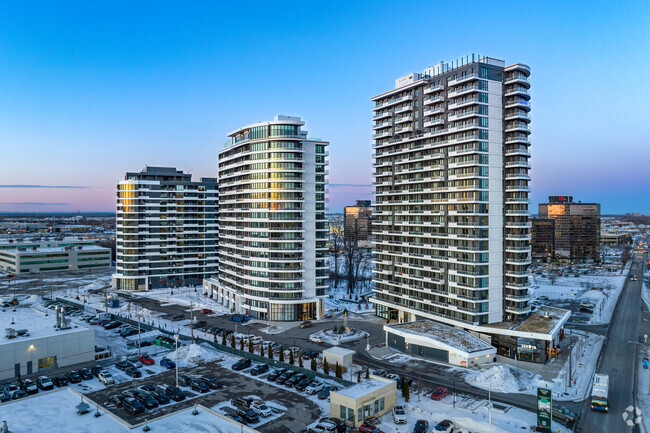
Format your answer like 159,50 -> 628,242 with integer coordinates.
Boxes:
576,255 -> 644,432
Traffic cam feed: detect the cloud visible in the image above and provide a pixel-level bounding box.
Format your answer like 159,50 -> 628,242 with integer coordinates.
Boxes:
0,202 -> 71,206
329,184 -> 372,187
0,185 -> 89,189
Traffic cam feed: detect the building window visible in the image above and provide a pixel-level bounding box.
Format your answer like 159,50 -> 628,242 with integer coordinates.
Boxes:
380,397 -> 385,411
358,407 -> 363,422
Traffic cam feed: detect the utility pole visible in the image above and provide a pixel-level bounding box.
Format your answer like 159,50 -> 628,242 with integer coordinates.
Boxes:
568,326 -> 572,388
190,301 -> 194,344
138,312 -> 141,356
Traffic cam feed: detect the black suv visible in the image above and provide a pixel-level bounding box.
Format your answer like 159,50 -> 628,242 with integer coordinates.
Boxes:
267,368 -> 286,381
79,368 -> 93,380
276,370 -> 295,384
123,398 -> 145,415
135,391 -> 159,409
250,364 -> 269,376
232,358 -> 252,371
295,377 -> 313,392
165,386 -> 186,402
190,379 -> 210,393
200,375 -> 221,389
237,408 -> 259,424
178,375 -> 193,387
285,373 -> 305,388
52,376 -> 69,387
231,397 -> 253,410
66,371 -> 82,384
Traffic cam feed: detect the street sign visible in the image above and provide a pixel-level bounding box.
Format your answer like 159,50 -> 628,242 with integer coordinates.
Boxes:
537,388 -> 552,433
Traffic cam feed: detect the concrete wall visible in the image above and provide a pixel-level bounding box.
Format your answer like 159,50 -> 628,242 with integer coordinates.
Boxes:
0,327 -> 95,380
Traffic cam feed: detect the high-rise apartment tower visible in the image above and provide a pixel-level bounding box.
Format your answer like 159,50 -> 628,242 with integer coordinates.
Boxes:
371,54 -> 532,327
113,166 -> 218,291
204,116 -> 329,321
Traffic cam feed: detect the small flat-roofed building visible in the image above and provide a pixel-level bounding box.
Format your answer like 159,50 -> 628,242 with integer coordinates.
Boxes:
0,307 -> 95,380
330,375 -> 396,427
322,347 -> 355,369
385,321 -> 497,367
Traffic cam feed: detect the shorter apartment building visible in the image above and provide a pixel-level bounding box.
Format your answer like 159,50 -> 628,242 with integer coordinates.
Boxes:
330,375 -> 396,427
0,244 -> 110,274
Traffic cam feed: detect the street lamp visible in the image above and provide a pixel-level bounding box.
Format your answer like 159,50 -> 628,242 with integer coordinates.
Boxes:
174,334 -> 179,388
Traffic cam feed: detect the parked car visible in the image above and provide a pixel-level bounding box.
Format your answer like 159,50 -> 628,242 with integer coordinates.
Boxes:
305,381 -> 324,395
433,420 -> 454,432
308,335 -> 323,343
250,400 -> 273,417
237,408 -> 260,424
37,376 -> 54,391
171,314 -> 184,321
295,377 -> 314,392
643,358 -> 649,369
190,379 -> 210,393
135,391 -> 159,409
124,367 -> 142,378
138,354 -> 155,366
317,386 -> 337,400
358,425 -> 385,433
98,370 -> 115,385
393,405 -> 407,424
164,386 -> 186,402
201,308 -> 213,314
178,375 -> 193,387
299,320 -> 313,328
19,379 -> 38,395
103,321 -> 121,330
123,397 -> 145,415
227,413 -> 246,425
312,422 -> 338,433
267,368 -> 286,381
108,394 -> 127,407
91,365 -> 104,377
115,360 -> 132,371
125,355 -> 143,367
414,420 -> 430,433
120,328 -> 139,338
276,370 -> 295,384
231,397 -> 253,410
251,364 -> 269,376
552,404 -> 576,423
7,389 -> 28,400
200,375 -> 221,389
52,376 -> 69,387
150,388 -> 170,404
160,357 -> 176,369
66,371 -> 82,384
285,373 -> 305,388
232,358 -> 252,371
79,368 -> 93,380
430,387 -> 448,401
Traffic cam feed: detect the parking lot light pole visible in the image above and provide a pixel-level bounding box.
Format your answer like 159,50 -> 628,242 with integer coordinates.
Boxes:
174,334 -> 179,388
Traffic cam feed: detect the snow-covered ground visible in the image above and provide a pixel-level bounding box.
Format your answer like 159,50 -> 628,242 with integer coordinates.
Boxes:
0,388 -> 256,432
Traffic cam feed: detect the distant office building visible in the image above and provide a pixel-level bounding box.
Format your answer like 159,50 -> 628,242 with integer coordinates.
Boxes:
344,200 -> 374,243
204,116 -> 329,321
531,218 -> 555,262
371,54 -> 533,327
538,196 -> 600,263
600,231 -> 632,246
0,243 -> 110,274
113,166 -> 218,291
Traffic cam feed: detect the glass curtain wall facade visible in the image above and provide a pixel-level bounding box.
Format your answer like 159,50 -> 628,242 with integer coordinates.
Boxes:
215,115 -> 328,321
370,54 -> 532,328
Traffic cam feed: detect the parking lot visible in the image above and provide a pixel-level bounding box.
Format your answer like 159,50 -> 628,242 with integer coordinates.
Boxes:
85,357 -> 323,432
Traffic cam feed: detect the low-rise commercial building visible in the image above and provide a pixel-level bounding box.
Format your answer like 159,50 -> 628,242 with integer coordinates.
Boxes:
322,347 -> 355,369
600,231 -> 632,246
0,307 -> 95,380
330,375 -> 396,427
385,321 -> 496,367
0,244 -> 111,274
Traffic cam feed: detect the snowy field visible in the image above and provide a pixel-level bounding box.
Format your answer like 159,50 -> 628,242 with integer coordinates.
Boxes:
0,388 -> 256,433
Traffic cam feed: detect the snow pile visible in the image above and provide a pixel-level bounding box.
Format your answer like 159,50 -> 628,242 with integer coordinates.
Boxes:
170,343 -> 222,367
579,289 -> 605,303
466,365 -> 532,393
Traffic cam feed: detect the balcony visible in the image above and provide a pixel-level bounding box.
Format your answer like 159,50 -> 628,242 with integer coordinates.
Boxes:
448,98 -> 480,110
504,111 -> 531,121
372,130 -> 392,140
504,147 -> 531,157
394,114 -> 413,124
504,99 -> 531,110
505,197 -> 530,204
423,118 -> 444,128
373,120 -> 392,130
373,94 -> 413,111
423,95 -> 444,106
504,74 -> 530,86
449,73 -> 480,86
505,304 -> 532,315
504,87 -> 530,97
424,84 -> 445,95
448,110 -> 480,121
373,111 -> 392,120
505,123 -> 531,133
394,125 -> 413,134
505,136 -> 531,144
423,106 -> 445,116
505,161 -> 531,169
394,104 -> 413,114
448,85 -> 481,98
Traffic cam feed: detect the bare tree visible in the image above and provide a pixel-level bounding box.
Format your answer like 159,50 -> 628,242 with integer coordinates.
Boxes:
330,220 -> 344,288
343,220 -> 369,295
621,245 -> 632,266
